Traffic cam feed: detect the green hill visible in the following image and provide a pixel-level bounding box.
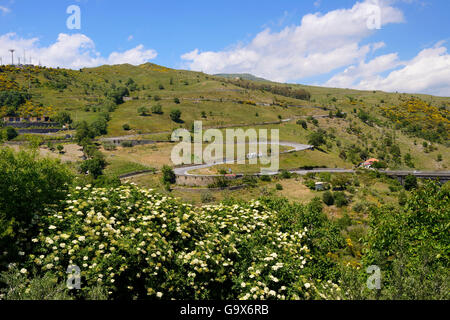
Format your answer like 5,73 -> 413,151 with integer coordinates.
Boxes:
214,73 -> 268,82
1,62 -> 449,171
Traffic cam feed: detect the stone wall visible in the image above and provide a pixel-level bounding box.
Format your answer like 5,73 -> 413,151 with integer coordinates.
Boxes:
176,174 -> 242,187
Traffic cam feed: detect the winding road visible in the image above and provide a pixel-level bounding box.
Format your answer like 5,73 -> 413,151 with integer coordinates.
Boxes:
173,141 -> 314,176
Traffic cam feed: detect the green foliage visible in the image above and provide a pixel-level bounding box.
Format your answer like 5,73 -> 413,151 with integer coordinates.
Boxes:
275,183 -> 283,191
0,267 -> 72,300
296,120 -> 307,129
322,191 -> 334,206
122,124 -> 131,131
161,165 -> 176,184
173,97 -> 180,104
151,104 -> 163,114
333,192 -> 348,208
362,181 -> 450,299
201,192 -> 215,203
2,126 -> 18,141
279,170 -> 292,179
22,185 -> 333,299
53,111 -> 72,126
75,121 -> 95,144
308,131 -> 326,148
259,175 -> 272,182
404,174 -> 418,191
169,109 -> 182,123
138,106 -> 149,116
0,148 -> 72,267
79,153 -> 107,179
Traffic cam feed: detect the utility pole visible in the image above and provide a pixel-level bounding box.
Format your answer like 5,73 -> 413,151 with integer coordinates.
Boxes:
9,49 -> 15,65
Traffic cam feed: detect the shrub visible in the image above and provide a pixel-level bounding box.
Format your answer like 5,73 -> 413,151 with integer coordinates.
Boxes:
138,106 -> 149,116
333,192 -> 348,208
151,104 -> 163,114
308,131 -> 326,148
404,174 -> 418,191
201,192 -> 215,203
121,141 -> 133,148
122,124 -> 131,131
174,97 -> 180,104
322,191 -> 334,206
169,109 -> 182,123
3,127 -> 18,141
103,142 -> 117,151
56,145 -> 64,154
297,120 -> 308,129
279,170 -> 292,179
21,184 -> 320,299
161,165 -> 176,184
79,154 -> 107,179
259,175 -> 272,182
275,183 -> 283,191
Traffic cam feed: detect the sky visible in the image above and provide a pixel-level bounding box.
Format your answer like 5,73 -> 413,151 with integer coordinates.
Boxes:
0,0 -> 449,96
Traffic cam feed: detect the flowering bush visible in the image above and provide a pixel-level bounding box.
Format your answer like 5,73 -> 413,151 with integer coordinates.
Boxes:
24,184 -> 335,300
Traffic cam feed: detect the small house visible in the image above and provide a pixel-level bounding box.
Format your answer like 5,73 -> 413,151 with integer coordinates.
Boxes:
315,182 -> 326,191
360,158 -> 380,169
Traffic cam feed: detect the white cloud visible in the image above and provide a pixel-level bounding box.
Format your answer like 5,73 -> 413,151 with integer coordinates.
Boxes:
181,0 -> 404,82
346,43 -> 450,96
0,6 -> 10,14
0,33 -> 157,69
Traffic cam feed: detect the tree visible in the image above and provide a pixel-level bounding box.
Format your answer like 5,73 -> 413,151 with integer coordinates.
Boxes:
170,109 -> 182,123
404,174 -> 418,191
53,111 -> 72,126
3,127 -> 18,141
161,165 -> 176,184
75,121 -> 95,144
174,97 -> 180,104
138,106 -> 149,116
308,131 -> 326,148
56,144 -> 64,154
333,192 -> 348,207
0,147 -> 73,222
151,104 -> 163,114
79,153 -> 107,179
297,120 -> 307,129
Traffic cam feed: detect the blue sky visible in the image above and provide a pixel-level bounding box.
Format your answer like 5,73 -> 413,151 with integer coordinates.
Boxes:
0,0 -> 449,95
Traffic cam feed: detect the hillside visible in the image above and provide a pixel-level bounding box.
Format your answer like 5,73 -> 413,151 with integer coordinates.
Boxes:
214,73 -> 268,82
1,63 -> 449,173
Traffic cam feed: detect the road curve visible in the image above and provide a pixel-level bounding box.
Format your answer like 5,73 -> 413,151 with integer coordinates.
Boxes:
174,141 -> 313,176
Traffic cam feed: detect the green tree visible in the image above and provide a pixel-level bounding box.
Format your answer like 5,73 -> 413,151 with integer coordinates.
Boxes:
322,191 -> 334,206
53,111 -> 73,126
3,127 -> 18,141
161,165 -> 176,184
79,153 -> 107,179
138,106 -> 149,116
151,104 -> 163,114
308,131 -> 326,148
170,109 -> 182,123
404,174 -> 418,191
75,121 -> 95,144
